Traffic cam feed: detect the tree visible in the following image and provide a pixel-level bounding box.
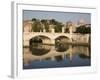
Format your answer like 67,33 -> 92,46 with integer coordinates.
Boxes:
31,19 -> 41,32
41,19 -> 49,32
50,19 -> 57,25
55,22 -> 63,32
31,18 -> 64,33
75,25 -> 91,34
49,19 -> 63,32
32,18 -> 37,21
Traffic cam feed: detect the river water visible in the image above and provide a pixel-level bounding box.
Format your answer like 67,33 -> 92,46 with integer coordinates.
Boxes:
23,43 -> 90,69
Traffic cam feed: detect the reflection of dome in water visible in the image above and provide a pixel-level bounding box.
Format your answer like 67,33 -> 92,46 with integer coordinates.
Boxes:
30,44 -> 51,56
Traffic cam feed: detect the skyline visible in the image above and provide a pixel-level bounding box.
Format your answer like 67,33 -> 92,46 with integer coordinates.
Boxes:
23,10 -> 91,24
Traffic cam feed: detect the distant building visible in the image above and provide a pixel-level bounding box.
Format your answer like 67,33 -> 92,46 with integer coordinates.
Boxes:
24,20 -> 33,32
77,19 -> 86,26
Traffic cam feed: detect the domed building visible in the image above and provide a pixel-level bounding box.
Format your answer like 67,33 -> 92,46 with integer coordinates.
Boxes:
78,19 -> 86,26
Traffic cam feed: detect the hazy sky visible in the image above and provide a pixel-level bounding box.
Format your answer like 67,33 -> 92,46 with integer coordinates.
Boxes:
23,10 -> 91,24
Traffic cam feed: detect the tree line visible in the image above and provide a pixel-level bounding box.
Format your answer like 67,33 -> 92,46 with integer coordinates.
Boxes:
30,18 -> 91,34
31,18 -> 64,32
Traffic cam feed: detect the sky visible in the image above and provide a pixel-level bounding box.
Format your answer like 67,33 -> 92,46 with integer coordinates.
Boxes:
23,10 -> 91,24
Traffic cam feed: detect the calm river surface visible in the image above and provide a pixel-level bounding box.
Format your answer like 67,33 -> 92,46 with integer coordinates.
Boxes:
23,43 -> 90,69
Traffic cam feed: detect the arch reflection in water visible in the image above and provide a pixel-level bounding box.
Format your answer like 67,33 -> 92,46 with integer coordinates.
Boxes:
29,36 -> 51,56
55,43 -> 69,52
23,44 -> 91,69
30,43 -> 51,56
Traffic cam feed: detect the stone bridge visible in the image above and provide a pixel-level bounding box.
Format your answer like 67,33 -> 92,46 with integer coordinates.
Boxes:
23,32 -> 90,46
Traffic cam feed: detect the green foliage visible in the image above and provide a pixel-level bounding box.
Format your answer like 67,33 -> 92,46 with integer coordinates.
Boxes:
50,19 -> 57,25
41,19 -> 47,23
32,18 -> 37,21
50,19 -> 63,32
76,25 -> 91,34
41,19 -> 49,32
31,18 -> 63,33
31,20 -> 41,32
55,22 -> 63,32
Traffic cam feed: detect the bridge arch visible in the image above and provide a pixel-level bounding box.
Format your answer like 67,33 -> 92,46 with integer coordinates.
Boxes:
29,33 -> 52,40
29,35 -> 51,40
53,34 -> 71,40
55,35 -> 70,40
29,35 -> 52,45
54,35 -> 71,43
